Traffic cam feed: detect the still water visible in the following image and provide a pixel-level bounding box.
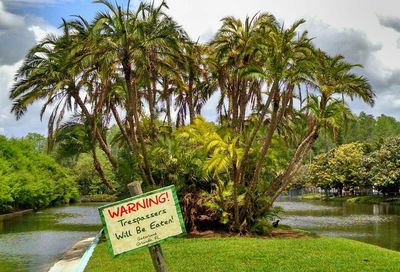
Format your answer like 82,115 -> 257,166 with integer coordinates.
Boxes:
276,198 -> 400,251
0,203 -> 102,272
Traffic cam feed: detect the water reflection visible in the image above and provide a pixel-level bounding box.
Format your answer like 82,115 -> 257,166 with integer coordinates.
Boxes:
0,203 -> 102,272
276,198 -> 400,251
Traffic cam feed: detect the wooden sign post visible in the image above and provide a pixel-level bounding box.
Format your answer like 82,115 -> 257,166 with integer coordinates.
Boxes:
128,182 -> 168,272
98,183 -> 186,272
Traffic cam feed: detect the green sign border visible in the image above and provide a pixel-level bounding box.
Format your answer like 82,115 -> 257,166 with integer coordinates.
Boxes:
98,185 -> 186,258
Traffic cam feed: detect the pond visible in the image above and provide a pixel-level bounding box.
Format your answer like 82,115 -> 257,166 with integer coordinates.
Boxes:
0,203 -> 102,272
276,198 -> 400,251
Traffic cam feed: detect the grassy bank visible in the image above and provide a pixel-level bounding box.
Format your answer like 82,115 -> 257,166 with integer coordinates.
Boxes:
300,194 -> 400,205
80,194 -> 117,203
85,236 -> 400,272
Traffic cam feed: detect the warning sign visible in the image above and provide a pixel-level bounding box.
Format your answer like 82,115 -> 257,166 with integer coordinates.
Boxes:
99,185 -> 186,257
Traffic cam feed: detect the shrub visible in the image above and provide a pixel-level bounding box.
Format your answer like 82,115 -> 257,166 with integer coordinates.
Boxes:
0,136 -> 78,212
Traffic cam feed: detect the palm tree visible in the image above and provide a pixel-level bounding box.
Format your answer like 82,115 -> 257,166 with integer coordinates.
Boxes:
9,22 -> 120,191
210,13 -> 275,132
209,13 -> 276,230
211,14 -> 314,230
134,1 -> 182,136
9,21 -> 118,172
173,39 -> 216,125
245,18 -> 314,196
93,0 -> 157,185
258,50 -> 375,213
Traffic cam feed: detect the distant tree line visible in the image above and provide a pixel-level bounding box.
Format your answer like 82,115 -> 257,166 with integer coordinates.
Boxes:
300,136 -> 400,196
311,112 -> 400,155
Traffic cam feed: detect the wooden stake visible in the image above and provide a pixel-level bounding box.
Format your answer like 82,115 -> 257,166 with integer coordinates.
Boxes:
127,181 -> 168,272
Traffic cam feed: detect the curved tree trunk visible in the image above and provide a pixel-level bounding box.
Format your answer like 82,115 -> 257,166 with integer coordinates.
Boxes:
110,104 -> 148,183
91,147 -> 116,192
123,60 -> 155,186
260,124 -> 319,213
72,92 -> 118,170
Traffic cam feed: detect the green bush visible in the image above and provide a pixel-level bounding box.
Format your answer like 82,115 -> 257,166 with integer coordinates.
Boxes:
250,218 -> 273,236
0,136 -> 78,212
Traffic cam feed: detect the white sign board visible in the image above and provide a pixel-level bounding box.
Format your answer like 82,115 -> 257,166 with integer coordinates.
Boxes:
99,185 -> 186,257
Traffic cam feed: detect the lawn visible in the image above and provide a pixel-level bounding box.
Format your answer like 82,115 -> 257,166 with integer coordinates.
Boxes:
85,236 -> 400,272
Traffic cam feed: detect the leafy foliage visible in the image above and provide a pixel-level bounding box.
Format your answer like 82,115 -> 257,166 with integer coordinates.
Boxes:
303,138 -> 400,195
0,136 -> 78,213
365,137 -> 400,195
73,152 -> 116,195
304,143 -> 366,195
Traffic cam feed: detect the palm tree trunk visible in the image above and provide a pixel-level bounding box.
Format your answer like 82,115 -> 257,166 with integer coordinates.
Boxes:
91,147 -> 115,192
232,157 -> 239,231
72,92 -> 118,170
111,103 -> 150,183
148,80 -> 158,137
238,81 -> 248,133
235,90 -> 274,188
166,92 -> 172,129
188,78 -> 195,124
249,86 -> 280,190
123,62 -> 155,186
110,104 -> 132,150
261,125 -> 319,213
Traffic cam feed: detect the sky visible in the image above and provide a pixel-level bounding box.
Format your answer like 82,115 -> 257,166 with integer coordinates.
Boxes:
1,0 -> 400,137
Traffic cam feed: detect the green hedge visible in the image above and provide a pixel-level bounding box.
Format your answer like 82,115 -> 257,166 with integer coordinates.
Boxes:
0,136 -> 78,213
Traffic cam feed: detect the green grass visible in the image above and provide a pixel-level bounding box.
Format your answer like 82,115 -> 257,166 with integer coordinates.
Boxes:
330,196 -> 400,205
80,194 -> 117,202
0,255 -> 27,272
346,196 -> 383,204
85,237 -> 400,272
300,194 -> 400,205
300,193 -> 324,200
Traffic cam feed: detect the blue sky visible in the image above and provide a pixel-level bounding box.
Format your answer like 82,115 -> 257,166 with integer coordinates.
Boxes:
4,0 -> 145,26
5,1 -> 95,22
1,0 -> 400,137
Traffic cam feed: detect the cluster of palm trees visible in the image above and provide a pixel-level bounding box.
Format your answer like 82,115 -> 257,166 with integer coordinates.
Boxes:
10,0 -> 375,232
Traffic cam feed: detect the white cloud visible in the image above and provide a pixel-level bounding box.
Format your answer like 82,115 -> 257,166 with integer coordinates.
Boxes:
3,0 -> 71,6
0,60 -> 52,137
0,1 -> 24,28
0,1 -> 60,137
0,61 -> 23,136
156,0 -> 400,120
0,1 -> 60,65
28,24 -> 58,42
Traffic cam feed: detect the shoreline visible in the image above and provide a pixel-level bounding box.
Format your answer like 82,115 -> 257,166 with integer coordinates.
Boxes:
48,230 -> 103,272
297,194 -> 400,205
0,209 -> 33,220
